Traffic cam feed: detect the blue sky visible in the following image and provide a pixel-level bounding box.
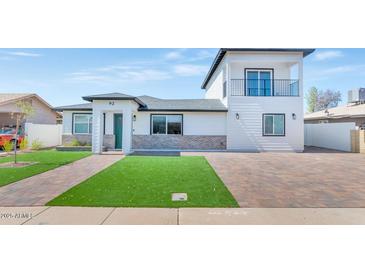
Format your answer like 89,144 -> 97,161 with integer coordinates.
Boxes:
0,48 -> 364,107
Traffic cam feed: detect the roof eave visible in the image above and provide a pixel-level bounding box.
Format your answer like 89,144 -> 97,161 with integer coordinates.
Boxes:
137,108 -> 228,112
82,96 -> 146,107
201,48 -> 316,89
53,108 -> 93,111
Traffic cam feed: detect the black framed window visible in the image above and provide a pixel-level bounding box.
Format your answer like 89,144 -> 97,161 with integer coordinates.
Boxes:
263,114 -> 285,136
151,115 -> 182,135
73,113 -> 92,134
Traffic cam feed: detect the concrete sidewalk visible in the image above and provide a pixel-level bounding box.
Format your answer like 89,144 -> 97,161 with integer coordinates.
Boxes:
1,207 -> 365,225
0,155 -> 122,206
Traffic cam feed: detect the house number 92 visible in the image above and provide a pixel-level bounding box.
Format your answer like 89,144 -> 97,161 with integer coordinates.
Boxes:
109,101 -> 115,105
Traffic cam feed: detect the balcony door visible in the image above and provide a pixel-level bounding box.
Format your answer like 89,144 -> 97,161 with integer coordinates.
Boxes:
246,69 -> 273,96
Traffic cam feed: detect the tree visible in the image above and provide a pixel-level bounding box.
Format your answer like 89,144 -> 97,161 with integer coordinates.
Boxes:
316,89 -> 342,111
305,87 -> 342,113
305,87 -> 319,113
10,100 -> 34,163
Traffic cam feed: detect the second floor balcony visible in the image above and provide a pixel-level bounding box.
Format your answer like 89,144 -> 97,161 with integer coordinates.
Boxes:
229,79 -> 300,97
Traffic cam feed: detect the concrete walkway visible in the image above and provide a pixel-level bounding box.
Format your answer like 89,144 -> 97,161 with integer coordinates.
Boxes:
0,155 -> 122,206
1,207 -> 365,225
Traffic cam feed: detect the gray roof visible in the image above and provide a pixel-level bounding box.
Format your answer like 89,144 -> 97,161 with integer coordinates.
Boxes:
137,96 -> 227,112
54,95 -> 227,112
305,103 -> 365,120
201,48 -> 316,89
82,92 -> 145,106
53,103 -> 92,111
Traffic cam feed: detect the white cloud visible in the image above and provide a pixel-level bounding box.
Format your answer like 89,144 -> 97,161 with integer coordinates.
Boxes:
68,50 -> 214,84
164,50 -> 184,60
314,50 -> 343,61
117,69 -> 171,81
69,72 -> 110,82
95,65 -> 140,72
188,49 -> 216,61
7,51 -> 42,57
321,65 -> 355,74
164,49 -> 216,63
69,66 -> 171,83
173,64 -> 209,76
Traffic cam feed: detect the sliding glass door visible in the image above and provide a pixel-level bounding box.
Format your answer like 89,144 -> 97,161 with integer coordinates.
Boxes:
246,70 -> 272,96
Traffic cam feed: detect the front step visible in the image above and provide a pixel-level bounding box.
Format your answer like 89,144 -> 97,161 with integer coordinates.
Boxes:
102,150 -> 124,155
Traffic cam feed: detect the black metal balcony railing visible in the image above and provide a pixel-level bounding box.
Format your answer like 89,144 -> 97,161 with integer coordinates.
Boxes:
230,79 -> 299,97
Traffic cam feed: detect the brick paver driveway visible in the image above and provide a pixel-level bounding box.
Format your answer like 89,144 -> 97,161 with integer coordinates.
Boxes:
184,147 -> 365,207
0,154 -> 122,206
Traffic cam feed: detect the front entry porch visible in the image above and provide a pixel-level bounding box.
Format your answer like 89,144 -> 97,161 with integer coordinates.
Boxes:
91,100 -> 136,155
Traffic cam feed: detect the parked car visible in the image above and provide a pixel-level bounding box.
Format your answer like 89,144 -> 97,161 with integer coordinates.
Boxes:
0,127 -> 25,149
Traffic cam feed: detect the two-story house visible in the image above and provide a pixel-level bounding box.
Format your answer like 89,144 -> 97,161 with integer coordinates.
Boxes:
55,48 -> 315,154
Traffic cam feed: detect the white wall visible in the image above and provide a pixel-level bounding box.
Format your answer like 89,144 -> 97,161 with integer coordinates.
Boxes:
133,112 -> 227,135
224,52 -> 304,151
92,100 -> 139,154
205,56 -> 226,102
227,97 -> 304,151
304,122 -> 356,152
25,123 -> 62,148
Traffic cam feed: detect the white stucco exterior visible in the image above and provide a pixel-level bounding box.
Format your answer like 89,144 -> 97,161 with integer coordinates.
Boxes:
91,100 -> 138,154
133,112 -> 226,135
60,50 -> 309,153
205,51 -> 304,152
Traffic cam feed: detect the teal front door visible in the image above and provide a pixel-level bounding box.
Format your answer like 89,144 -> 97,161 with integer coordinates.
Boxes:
114,114 -> 123,149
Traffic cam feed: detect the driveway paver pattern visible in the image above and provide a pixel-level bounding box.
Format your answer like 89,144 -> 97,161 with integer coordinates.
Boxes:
183,147 -> 365,207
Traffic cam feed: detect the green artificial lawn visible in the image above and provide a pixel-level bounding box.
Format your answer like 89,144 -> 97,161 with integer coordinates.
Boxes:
48,156 -> 239,208
0,150 -> 91,187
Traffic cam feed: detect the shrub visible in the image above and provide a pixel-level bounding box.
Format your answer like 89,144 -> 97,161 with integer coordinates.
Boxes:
71,139 -> 81,146
19,137 -> 29,150
2,140 -> 13,152
31,139 -> 43,150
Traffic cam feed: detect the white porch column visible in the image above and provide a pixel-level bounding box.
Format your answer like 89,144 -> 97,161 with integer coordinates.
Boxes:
92,109 -> 103,154
122,108 -> 133,154
298,58 -> 304,98
298,58 -> 304,151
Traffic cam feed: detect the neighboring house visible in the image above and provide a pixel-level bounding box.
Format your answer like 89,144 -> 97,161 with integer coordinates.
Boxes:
305,88 -> 365,128
55,48 -> 315,154
0,93 -> 59,128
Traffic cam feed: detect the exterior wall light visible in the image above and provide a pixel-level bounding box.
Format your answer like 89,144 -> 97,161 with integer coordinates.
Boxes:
133,114 -> 137,121
292,113 -> 296,120
236,113 -> 240,120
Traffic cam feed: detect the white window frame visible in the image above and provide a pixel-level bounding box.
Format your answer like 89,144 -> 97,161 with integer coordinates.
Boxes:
246,69 -> 273,96
73,113 -> 93,135
151,114 -> 183,135
263,113 -> 285,136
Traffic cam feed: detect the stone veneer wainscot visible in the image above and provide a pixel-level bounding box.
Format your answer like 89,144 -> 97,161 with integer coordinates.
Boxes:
132,135 -> 227,150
